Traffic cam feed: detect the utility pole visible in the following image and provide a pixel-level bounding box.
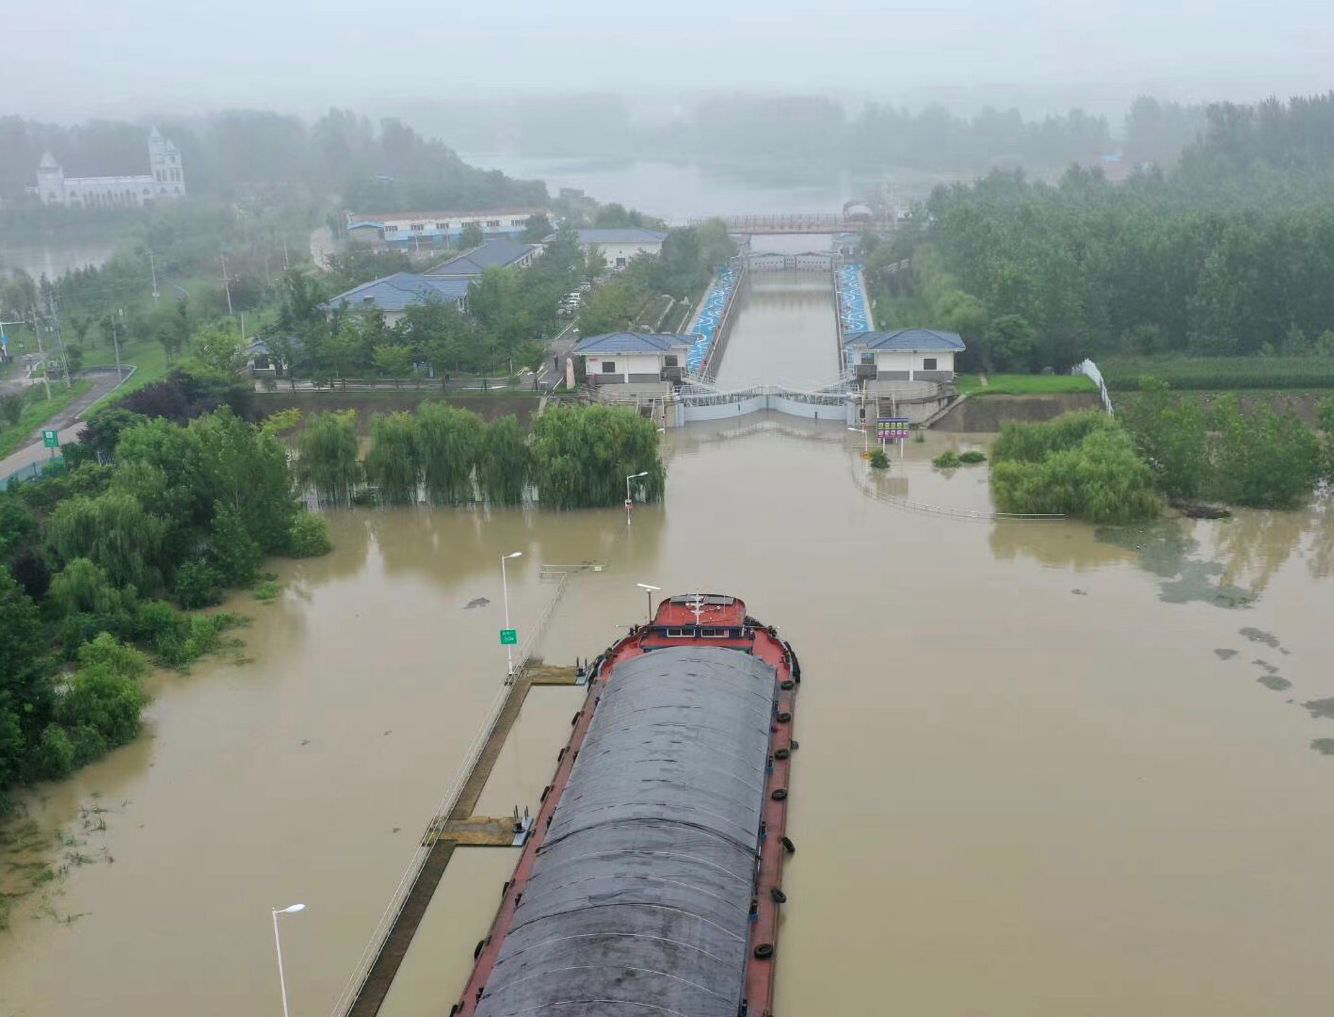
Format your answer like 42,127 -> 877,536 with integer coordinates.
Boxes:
45,291 -> 71,388
30,312 -> 52,399
220,253 -> 235,317
109,309 -> 123,379
148,249 -> 160,301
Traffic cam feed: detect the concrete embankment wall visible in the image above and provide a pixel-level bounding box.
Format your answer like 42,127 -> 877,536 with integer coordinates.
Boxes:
932,393 -> 1104,432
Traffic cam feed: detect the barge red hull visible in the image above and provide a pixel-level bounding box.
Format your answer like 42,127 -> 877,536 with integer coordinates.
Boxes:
452,594 -> 798,1017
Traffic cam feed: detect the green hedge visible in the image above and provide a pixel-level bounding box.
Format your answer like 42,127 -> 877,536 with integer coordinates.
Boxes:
1101,357 -> 1334,391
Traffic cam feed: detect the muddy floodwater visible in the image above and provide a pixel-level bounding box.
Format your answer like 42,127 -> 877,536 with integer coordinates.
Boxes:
4,275 -> 1334,1017
713,268 -> 842,389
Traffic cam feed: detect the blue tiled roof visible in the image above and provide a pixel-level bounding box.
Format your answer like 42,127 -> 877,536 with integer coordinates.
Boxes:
426,239 -> 536,276
323,273 -> 471,313
573,331 -> 693,355
845,328 -> 965,352
575,228 -> 668,245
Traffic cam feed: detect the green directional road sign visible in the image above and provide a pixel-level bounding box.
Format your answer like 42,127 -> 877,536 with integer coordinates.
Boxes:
499,628 -> 518,645
41,429 -> 60,449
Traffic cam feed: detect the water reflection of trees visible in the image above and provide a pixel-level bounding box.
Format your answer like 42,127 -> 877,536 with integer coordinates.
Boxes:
989,503 -> 1333,605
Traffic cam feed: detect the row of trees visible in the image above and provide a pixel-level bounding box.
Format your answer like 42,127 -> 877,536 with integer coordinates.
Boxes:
871,93 -> 1334,370
0,380 -> 332,800
497,92 -> 1207,174
298,403 -> 664,511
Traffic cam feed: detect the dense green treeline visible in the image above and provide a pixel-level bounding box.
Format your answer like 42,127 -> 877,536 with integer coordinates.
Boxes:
498,92 -> 1205,174
869,92 -> 1334,373
0,382 -> 331,804
1121,381 -> 1334,508
299,402 -> 663,510
991,390 -> 1334,521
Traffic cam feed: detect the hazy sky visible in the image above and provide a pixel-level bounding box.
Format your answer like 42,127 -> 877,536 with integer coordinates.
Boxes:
4,0 -> 1333,120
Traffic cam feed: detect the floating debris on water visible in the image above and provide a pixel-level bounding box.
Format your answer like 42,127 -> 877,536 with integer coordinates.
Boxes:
1253,659 -> 1280,674
464,597 -> 491,610
1239,627 -> 1281,648
1257,675 -> 1292,691
1311,739 -> 1334,756
1300,698 -> 1334,720
1214,649 -> 1238,660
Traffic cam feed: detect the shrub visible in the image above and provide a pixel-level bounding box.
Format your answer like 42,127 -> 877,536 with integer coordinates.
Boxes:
36,725 -> 77,779
77,632 -> 150,681
932,451 -> 962,469
868,449 -> 890,469
958,450 -> 987,463
206,503 -> 262,586
174,559 -> 224,608
990,413 -> 1160,522
1210,395 -> 1321,508
287,512 -> 333,558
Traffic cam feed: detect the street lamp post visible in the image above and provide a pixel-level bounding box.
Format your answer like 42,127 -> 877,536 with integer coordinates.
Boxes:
636,583 -> 661,624
625,471 -> 649,505
271,903 -> 306,1017
500,551 -> 523,676
848,426 -> 868,454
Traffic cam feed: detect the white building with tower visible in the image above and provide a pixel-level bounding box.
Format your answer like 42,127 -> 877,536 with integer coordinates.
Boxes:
35,127 -> 186,208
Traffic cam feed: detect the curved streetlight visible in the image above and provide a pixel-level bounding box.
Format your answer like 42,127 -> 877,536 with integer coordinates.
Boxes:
271,904 -> 306,1017
625,471 -> 650,504
500,552 -> 523,676
847,426 -> 868,454
636,583 -> 661,624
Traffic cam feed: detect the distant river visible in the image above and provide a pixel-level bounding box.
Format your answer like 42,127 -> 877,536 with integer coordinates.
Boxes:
0,236 -> 120,280
461,152 -> 899,222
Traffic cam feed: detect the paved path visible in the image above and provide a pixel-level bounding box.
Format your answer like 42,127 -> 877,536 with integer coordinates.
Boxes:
0,367 -> 132,478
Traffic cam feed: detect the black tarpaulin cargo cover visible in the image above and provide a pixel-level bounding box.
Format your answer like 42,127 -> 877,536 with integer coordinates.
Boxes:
474,646 -> 778,1017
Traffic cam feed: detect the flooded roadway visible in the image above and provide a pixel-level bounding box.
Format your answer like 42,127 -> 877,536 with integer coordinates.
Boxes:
3,280 -> 1334,1016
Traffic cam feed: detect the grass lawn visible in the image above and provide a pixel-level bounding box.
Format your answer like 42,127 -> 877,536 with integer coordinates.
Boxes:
956,374 -> 1097,396
1099,355 -> 1334,391
82,335 -> 169,392
0,380 -> 94,458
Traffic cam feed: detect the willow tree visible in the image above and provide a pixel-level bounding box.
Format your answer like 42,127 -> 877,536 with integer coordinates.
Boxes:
298,411 -> 362,506
530,404 -> 665,509
480,415 -> 531,506
364,412 -> 421,505
417,402 -> 483,505
47,491 -> 167,591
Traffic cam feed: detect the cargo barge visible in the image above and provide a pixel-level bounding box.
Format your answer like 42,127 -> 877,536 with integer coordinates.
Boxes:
451,593 -> 800,1017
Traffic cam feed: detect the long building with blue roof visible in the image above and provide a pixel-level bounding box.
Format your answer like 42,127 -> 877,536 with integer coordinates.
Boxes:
322,273 -> 472,323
